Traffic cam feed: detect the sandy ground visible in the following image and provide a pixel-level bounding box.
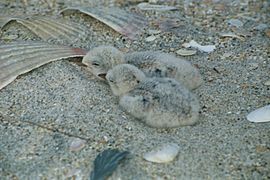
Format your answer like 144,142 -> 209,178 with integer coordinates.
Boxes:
0,0 -> 269,179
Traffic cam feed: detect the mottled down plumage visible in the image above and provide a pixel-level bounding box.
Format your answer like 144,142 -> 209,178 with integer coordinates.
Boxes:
82,46 -> 203,90
106,64 -> 200,128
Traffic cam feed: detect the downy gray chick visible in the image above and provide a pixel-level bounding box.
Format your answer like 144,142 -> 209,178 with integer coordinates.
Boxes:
106,64 -> 200,128
82,45 -> 125,80
82,46 -> 203,90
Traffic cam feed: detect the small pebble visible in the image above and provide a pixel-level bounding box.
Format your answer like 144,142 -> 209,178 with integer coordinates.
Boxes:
148,29 -> 161,35
227,19 -> 243,28
145,35 -> 157,42
148,0 -> 158,3
143,143 -> 180,163
265,29 -> 270,38
256,145 -> 269,153
69,138 -> 86,152
254,23 -> 268,31
64,168 -> 82,178
222,52 -> 233,58
264,80 -> 270,86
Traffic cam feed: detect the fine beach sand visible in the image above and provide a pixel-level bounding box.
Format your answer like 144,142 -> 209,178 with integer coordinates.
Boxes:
0,0 -> 269,179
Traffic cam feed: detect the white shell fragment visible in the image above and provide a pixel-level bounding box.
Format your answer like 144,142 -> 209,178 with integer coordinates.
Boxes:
247,105 -> 270,123
176,49 -> 197,56
137,3 -> 178,11
183,40 -> 215,53
143,143 -> 180,163
69,138 -> 86,152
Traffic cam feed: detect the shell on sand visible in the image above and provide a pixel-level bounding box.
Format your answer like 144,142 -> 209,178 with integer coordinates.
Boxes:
60,7 -> 148,40
0,16 -> 16,29
69,138 -> 86,152
183,40 -> 215,53
247,105 -> 270,123
1,17 -> 87,42
137,3 -> 178,11
143,143 -> 180,163
176,49 -> 197,56
0,42 -> 87,90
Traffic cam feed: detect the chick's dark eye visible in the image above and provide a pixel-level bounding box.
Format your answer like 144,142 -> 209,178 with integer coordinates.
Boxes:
92,62 -> 99,66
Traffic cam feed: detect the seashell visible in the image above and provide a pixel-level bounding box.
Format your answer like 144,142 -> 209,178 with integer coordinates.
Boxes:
183,40 -> 215,53
143,143 -> 180,163
60,7 -> 148,40
0,42 -> 86,90
1,17 -> 88,42
69,138 -> 86,152
176,49 -> 197,56
220,32 -> 245,41
137,3 -> 178,11
247,105 -> 270,123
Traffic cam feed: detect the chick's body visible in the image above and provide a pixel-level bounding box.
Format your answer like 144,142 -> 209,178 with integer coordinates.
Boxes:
120,78 -> 200,128
124,51 -> 203,90
82,46 -> 203,90
106,64 -> 200,128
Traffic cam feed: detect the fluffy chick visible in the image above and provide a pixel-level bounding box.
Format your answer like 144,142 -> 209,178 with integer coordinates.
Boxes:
125,51 -> 203,90
82,45 -> 124,80
106,64 -> 146,96
106,64 -> 200,128
82,45 -> 203,90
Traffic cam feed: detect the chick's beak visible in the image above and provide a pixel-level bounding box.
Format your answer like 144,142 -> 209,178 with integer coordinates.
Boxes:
98,73 -> 107,80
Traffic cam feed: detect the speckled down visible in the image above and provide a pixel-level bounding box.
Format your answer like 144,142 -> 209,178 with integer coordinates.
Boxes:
119,77 -> 200,128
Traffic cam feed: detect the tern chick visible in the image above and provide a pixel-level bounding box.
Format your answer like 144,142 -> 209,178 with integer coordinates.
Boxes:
106,64 -> 200,128
82,46 -> 203,90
